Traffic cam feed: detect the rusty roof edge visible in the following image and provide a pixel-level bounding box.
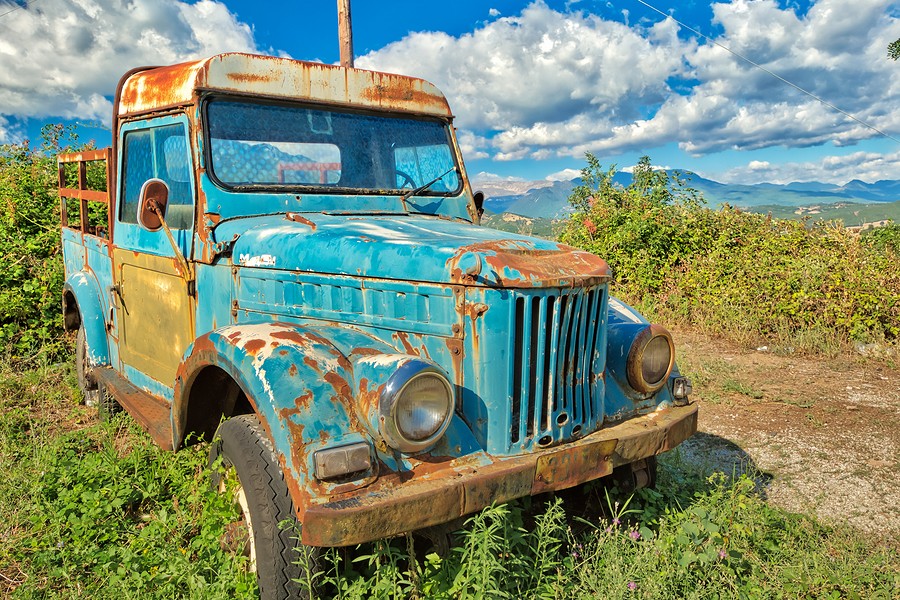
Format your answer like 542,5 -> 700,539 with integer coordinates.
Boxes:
118,52 -> 453,118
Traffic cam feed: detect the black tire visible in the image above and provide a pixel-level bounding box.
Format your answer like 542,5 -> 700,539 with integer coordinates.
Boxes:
210,414 -> 320,600
76,324 -> 120,419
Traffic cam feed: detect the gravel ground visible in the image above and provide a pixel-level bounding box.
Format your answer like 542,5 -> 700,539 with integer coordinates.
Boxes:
673,329 -> 900,545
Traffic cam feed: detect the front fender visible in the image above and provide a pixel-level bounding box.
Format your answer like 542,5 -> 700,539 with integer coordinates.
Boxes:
64,272 -> 108,366
174,322 -> 404,510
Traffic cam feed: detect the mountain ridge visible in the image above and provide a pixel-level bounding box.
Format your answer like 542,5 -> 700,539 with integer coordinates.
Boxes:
472,171 -> 900,221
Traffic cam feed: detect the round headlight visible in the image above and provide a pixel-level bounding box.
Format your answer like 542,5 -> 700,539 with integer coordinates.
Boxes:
626,325 -> 675,394
380,361 -> 454,453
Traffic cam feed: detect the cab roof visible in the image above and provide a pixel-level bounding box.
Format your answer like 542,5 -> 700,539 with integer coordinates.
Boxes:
117,52 -> 453,119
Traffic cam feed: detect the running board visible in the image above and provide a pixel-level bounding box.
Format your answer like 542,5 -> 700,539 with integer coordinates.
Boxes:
93,367 -> 174,451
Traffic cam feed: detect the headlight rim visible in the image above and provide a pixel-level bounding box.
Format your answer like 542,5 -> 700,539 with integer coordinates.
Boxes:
625,324 -> 675,394
379,360 -> 455,454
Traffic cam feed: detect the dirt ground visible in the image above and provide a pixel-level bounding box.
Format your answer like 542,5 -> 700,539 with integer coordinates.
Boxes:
672,327 -> 900,545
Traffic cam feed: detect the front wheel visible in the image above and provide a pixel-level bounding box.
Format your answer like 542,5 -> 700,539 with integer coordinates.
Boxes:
210,414 -> 320,600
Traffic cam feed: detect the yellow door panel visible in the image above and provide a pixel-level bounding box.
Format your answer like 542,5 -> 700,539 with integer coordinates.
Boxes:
114,249 -> 194,386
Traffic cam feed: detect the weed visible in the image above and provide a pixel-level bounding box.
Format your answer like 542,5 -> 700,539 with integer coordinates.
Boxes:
722,377 -> 765,399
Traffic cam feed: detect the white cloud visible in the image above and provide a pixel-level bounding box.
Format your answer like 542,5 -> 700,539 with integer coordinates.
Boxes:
471,171 -> 527,183
0,116 -> 12,144
456,129 -> 490,160
717,150 -> 900,185
489,8 -> 501,17
622,163 -> 670,173
0,0 -> 257,122
357,2 -> 687,132
357,0 -> 900,167
545,168 -> 582,181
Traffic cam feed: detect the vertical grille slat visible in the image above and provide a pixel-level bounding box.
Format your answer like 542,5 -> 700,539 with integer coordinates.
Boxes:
508,285 -> 607,450
570,290 -> 587,423
510,298 -> 525,445
579,290 -> 597,423
523,297 -> 537,439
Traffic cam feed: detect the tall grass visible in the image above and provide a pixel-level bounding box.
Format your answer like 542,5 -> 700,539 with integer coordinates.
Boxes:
2,363 -> 896,599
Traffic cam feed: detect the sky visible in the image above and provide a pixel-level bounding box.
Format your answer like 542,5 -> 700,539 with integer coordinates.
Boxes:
1,0 -> 900,185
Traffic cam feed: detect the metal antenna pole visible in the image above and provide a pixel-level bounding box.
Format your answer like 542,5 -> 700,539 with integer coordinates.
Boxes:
338,0 -> 354,68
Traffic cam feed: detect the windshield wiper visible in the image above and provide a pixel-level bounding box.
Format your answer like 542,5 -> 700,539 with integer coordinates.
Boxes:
399,166 -> 458,211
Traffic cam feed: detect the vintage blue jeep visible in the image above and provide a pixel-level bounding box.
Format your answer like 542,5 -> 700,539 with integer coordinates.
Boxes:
59,53 -> 696,598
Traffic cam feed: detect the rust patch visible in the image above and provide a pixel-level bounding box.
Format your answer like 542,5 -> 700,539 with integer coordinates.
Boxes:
359,80 -> 446,112
271,329 -> 308,346
324,371 -> 351,399
447,240 -> 612,288
279,349 -> 289,357
393,332 -> 419,356
289,364 -> 298,377
286,212 -> 317,230
445,337 -> 464,386
278,390 -> 315,421
119,62 -> 200,115
303,356 -> 321,372
284,421 -> 313,518
350,347 -> 384,357
243,339 -> 265,355
356,378 -> 384,426
227,72 -> 274,84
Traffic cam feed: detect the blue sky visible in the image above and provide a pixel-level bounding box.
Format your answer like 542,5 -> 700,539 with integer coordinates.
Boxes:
1,0 -> 899,185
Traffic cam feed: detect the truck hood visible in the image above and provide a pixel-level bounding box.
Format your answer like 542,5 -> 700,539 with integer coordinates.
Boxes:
216,213 -> 611,288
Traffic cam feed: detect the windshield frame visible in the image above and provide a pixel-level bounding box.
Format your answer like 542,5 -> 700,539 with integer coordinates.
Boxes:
201,94 -> 463,197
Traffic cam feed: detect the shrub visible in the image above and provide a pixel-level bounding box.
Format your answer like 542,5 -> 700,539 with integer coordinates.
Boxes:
560,154 -> 900,351
0,126 -> 93,363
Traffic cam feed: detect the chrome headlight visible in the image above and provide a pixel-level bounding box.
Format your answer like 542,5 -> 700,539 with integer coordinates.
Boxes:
626,324 -> 675,394
379,360 -> 454,453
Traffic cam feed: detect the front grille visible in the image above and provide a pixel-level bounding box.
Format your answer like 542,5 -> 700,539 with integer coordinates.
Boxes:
509,286 -> 606,449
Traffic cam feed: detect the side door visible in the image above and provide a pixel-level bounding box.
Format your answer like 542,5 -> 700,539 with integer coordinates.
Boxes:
113,116 -> 196,396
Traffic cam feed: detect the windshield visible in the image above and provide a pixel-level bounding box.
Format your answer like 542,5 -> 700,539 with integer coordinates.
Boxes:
205,99 -> 461,195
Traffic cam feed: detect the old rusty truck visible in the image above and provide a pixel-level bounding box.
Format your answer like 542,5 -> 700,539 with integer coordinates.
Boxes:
59,53 -> 697,598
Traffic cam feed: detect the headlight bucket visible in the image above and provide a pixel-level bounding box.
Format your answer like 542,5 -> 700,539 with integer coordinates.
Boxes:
625,324 -> 675,394
379,360 -> 455,453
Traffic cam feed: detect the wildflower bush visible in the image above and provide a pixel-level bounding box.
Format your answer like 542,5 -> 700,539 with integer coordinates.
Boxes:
0,126 -> 105,363
560,154 -> 900,352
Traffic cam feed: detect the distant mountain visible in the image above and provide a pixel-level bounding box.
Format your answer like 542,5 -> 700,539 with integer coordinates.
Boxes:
471,171 -> 900,223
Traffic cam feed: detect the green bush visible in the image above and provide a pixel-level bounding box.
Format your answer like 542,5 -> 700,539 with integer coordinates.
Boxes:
560,154 -> 900,351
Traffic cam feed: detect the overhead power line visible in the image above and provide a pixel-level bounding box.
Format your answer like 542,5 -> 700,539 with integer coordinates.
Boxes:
0,0 -> 38,21
634,0 -> 900,145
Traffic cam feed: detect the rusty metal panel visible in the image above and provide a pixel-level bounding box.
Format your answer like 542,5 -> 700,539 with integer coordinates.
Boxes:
117,53 -> 453,118
301,403 -> 697,547
94,366 -> 174,450
532,438 -> 617,494
113,249 -> 195,387
118,60 -> 205,116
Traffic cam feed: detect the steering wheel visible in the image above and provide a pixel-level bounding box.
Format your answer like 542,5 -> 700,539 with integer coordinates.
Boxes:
395,169 -> 416,189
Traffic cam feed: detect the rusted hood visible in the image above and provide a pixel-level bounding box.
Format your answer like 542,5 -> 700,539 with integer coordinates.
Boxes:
221,214 -> 611,288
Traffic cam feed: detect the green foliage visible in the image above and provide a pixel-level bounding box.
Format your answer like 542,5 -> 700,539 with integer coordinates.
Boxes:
0,362 -> 256,598
0,125 -> 106,363
561,154 -> 900,351
889,38 -> 900,60
2,363 -> 897,598
863,222 -> 900,254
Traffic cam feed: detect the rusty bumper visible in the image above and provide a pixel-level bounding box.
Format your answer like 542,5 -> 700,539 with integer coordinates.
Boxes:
301,402 -> 698,547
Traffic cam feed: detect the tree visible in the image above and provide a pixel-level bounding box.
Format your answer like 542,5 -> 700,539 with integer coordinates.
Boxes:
889,39 -> 900,60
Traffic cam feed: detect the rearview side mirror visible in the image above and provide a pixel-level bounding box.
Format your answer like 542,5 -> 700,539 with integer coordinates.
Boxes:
473,190 -> 485,218
137,178 -> 169,232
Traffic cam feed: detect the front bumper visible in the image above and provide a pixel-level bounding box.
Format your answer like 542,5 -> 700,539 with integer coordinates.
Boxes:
301,402 -> 698,546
